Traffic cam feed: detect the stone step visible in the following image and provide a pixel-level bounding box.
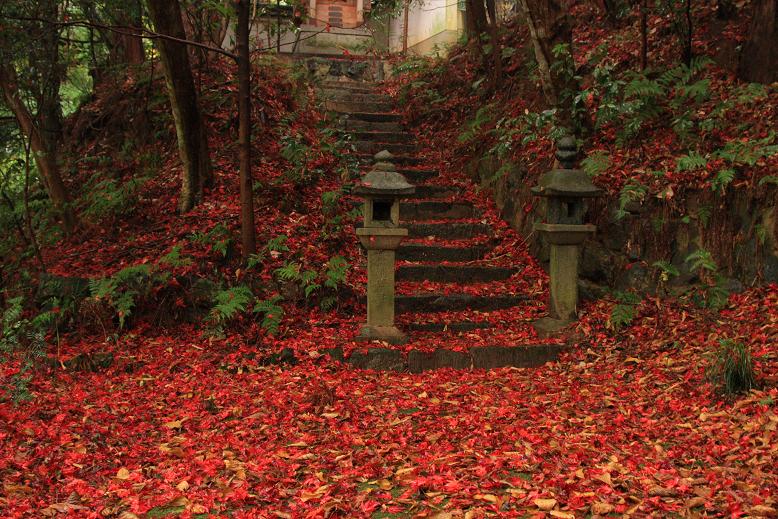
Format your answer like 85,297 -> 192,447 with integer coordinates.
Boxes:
396,293 -> 529,314
397,244 -> 489,262
326,344 -> 566,371
395,169 -> 437,183
357,154 -> 422,166
400,201 -> 476,220
351,131 -> 412,143
327,100 -> 393,113
338,119 -> 402,132
407,222 -> 491,239
397,265 -> 515,282
321,92 -> 392,104
343,111 -> 402,123
407,321 -> 493,332
408,185 -> 460,198
354,141 -> 416,155
321,80 -> 381,92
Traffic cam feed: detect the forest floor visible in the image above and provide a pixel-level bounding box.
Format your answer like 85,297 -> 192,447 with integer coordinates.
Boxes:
2,5 -> 778,519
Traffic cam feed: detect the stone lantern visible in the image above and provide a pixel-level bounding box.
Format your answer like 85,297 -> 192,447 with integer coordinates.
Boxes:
532,136 -> 602,336
354,150 -> 415,344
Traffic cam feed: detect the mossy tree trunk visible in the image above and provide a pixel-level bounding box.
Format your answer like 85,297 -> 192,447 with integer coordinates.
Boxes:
236,0 -> 256,260
0,62 -> 77,234
738,0 -> 778,84
146,0 -> 212,213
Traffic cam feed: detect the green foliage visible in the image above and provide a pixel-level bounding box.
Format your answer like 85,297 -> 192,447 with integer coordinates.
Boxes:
758,175 -> 778,187
676,151 -> 708,172
653,260 -> 680,283
685,249 -> 729,311
81,175 -> 147,224
208,285 -> 254,329
274,261 -> 302,282
714,133 -> 778,167
190,223 -> 233,258
253,296 -> 284,336
710,169 -> 736,193
1,297 -> 52,402
458,104 -> 495,144
607,291 -> 642,331
586,57 -> 713,145
88,264 -> 166,329
581,151 -> 611,178
615,181 -> 648,220
707,339 -> 756,395
158,246 -> 192,268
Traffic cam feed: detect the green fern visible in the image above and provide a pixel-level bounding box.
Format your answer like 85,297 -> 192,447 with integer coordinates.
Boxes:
254,296 -> 284,335
710,169 -> 736,193
608,291 -> 642,331
209,285 -> 254,326
159,246 -> 192,268
653,260 -> 680,283
685,249 -> 717,273
275,262 -> 302,282
324,256 -> 349,289
581,151 -> 611,178
616,182 -> 648,220
266,235 -> 289,253
759,175 -> 778,187
676,151 -> 708,172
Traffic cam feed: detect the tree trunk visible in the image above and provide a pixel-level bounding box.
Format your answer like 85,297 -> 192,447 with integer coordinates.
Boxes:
485,0 -> 503,90
640,0 -> 648,70
466,0 -> 489,38
738,0 -> 778,84
146,0 -> 212,213
237,0 -> 256,261
0,62 -> 77,234
517,0 -> 576,129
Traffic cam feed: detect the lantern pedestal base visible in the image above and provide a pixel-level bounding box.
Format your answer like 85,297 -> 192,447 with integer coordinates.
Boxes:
532,317 -> 571,338
356,324 -> 408,345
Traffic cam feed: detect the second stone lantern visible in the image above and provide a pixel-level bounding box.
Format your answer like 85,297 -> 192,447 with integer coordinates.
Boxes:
532,136 -> 602,337
354,151 -> 415,344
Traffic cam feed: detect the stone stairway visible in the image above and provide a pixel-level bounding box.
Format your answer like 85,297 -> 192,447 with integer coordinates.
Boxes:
319,73 -> 565,371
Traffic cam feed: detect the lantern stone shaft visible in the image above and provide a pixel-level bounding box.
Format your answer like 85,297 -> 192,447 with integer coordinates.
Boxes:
531,137 -> 602,336
353,151 -> 415,344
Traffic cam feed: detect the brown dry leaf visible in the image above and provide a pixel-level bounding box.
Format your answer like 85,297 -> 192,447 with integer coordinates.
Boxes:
300,485 -> 329,503
190,503 -> 208,514
648,486 -> 678,497
749,505 -> 778,517
118,512 -> 140,519
534,498 -> 558,511
3,483 -> 33,496
377,479 -> 393,490
163,419 -> 183,429
550,512 -> 575,519
176,480 -> 190,492
591,502 -> 614,515
474,493 -> 499,504
115,467 -> 130,480
593,472 -> 612,486
685,496 -> 706,508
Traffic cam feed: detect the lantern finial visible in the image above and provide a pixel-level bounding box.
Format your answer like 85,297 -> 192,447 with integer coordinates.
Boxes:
556,135 -> 578,170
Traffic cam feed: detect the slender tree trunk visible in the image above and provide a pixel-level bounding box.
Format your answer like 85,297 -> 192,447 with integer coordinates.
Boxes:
0,62 -> 77,233
146,0 -> 212,213
517,0 -> 576,129
738,0 -> 778,84
683,0 -> 693,66
485,0 -> 503,90
466,0 -> 489,38
640,0 -> 648,70
237,0 -> 256,261
23,136 -> 46,271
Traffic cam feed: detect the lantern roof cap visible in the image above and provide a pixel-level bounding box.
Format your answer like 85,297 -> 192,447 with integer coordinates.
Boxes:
354,150 -> 415,196
531,168 -> 602,198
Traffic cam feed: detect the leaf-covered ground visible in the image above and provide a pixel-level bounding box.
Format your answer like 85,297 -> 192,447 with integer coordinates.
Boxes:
1,287 -> 776,517
2,6 -> 778,518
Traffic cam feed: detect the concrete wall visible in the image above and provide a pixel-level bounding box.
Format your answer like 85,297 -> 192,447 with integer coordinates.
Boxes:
389,7 -> 464,54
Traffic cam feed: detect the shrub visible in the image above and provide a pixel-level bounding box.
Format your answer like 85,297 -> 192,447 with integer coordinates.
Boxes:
707,339 -> 756,395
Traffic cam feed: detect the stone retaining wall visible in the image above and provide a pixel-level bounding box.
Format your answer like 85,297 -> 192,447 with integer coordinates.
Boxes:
466,154 -> 778,295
